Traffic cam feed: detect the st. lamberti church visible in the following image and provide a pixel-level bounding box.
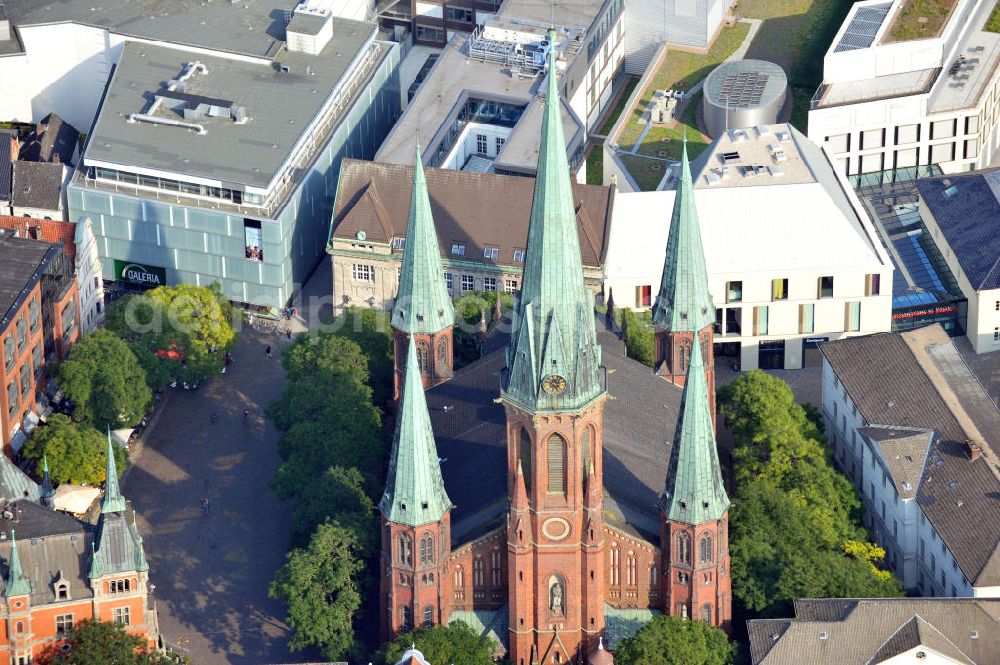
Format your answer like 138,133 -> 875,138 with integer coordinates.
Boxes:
378,30 -> 730,665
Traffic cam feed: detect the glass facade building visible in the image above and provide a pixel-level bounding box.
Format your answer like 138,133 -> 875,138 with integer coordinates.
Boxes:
68,41 -> 402,307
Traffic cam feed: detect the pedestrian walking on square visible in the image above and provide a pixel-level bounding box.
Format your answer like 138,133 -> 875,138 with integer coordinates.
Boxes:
286,328 -> 292,340
265,344 -> 272,359
201,498 -> 210,516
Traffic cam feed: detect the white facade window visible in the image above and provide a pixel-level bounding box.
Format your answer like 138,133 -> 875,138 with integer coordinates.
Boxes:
846,301 -> 861,332
451,243 -> 466,256
931,119 -> 956,140
461,275 -> 475,292
895,148 -> 918,168
352,264 -> 375,282
444,272 -> 453,290
826,133 -> 850,153
504,279 -> 519,292
495,137 -> 506,154
861,129 -> 884,149
112,606 -> 130,626
930,142 -> 955,163
476,134 -> 487,154
965,139 -> 979,159
513,249 -> 525,263
483,247 -> 499,260
483,277 -> 497,291
895,124 -> 919,145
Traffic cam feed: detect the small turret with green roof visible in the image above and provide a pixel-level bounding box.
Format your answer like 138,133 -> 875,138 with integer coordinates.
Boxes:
5,530 -> 31,598
651,139 -> 715,334
391,144 -> 454,336
660,339 -> 729,525
379,337 -> 452,526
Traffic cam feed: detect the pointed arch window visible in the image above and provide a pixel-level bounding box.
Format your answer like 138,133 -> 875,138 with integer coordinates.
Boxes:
520,429 -> 532,492
455,565 -> 464,588
677,603 -> 688,620
423,605 -> 434,627
473,558 -> 485,586
699,533 -> 713,564
436,337 -> 449,365
678,338 -> 692,373
626,551 -> 637,586
398,535 -> 413,565
401,606 -> 413,631
581,426 -> 592,480
609,546 -> 620,586
491,550 -> 502,586
674,532 -> 691,565
546,434 -> 566,494
419,533 -> 434,564
701,603 -> 713,623
416,341 -> 430,372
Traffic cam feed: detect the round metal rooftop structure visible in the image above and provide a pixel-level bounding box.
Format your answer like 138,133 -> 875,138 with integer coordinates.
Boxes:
702,59 -> 788,138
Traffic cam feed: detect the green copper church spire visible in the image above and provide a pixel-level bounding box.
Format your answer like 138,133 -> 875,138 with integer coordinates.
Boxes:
503,30 -> 603,412
4,530 -> 31,597
651,139 -> 715,333
379,337 -> 452,526
660,338 -> 729,525
101,428 -> 126,514
391,144 -> 455,335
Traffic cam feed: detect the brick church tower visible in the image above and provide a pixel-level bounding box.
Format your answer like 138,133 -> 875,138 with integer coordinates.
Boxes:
501,31 -> 608,665
379,337 -> 453,638
659,338 -> 731,632
650,141 -> 717,415
391,146 -> 455,401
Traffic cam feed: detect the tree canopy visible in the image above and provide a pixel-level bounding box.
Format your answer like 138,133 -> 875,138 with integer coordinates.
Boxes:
613,615 -> 736,665
719,371 -> 903,615
106,283 -> 235,388
22,414 -> 125,486
289,465 -> 376,552
269,522 -> 363,661
323,308 -> 395,410
58,329 -> 151,429
377,621 -> 496,665
40,618 -> 168,664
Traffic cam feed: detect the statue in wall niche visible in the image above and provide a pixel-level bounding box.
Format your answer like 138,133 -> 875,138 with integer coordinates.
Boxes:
549,575 -> 565,614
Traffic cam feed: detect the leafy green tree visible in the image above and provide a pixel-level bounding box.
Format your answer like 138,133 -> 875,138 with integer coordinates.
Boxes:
377,621 -> 496,665
268,336 -> 385,500
325,307 -> 395,410
41,617 -> 167,664
614,615 -> 736,665
58,330 -> 151,429
290,466 -> 377,551
622,308 -> 654,367
270,522 -> 363,661
106,283 -> 235,388
22,414 -> 125,486
720,371 -> 904,614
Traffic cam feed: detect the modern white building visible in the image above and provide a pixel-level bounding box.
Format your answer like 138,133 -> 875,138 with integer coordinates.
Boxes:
603,123 -> 894,371
378,0 -> 627,179
821,325 -> 1000,599
915,167 -> 1000,353
808,0 -> 1000,176
624,0 -> 734,73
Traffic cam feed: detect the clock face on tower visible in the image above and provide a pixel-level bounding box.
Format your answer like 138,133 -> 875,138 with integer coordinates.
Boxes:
542,374 -> 566,395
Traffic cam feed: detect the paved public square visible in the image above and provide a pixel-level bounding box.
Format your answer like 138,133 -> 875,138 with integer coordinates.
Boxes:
123,328 -> 298,665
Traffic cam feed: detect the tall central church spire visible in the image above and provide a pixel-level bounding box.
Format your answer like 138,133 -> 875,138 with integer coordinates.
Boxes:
503,31 -> 603,412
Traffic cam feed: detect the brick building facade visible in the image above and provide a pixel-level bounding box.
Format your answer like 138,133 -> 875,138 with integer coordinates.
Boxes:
0,234 -> 79,453
376,40 -> 730,662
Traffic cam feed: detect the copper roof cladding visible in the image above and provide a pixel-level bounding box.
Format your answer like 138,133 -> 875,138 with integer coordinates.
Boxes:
820,325 -> 1000,587
328,159 -> 614,269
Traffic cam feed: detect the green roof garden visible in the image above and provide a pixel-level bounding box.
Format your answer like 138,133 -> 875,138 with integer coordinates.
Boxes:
884,0 -> 958,43
987,2 -> 1000,33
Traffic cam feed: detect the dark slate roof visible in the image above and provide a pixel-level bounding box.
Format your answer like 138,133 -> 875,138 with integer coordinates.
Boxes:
11,160 -> 63,211
820,327 -> 1000,587
869,615 -> 973,665
748,598 -> 1000,665
915,168 -> 1000,290
17,113 -> 79,166
0,455 -> 40,503
0,236 -> 59,329
329,159 -> 615,268
0,500 -> 94,605
857,426 -> 933,500
428,315 -> 682,546
0,131 -> 12,201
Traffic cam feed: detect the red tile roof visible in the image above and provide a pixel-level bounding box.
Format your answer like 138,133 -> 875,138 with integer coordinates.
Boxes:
0,215 -> 76,261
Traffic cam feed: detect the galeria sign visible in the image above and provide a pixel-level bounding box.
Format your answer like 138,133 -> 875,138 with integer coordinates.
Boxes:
114,260 -> 166,286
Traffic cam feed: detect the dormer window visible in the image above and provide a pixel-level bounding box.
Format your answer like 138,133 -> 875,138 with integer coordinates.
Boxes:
391,237 -> 406,250
483,247 -> 499,260
54,580 -> 70,601
451,243 -> 466,256
513,249 -> 525,263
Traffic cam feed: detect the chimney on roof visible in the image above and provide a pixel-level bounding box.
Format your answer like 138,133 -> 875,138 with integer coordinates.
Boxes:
8,137 -> 17,162
966,440 -> 982,461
